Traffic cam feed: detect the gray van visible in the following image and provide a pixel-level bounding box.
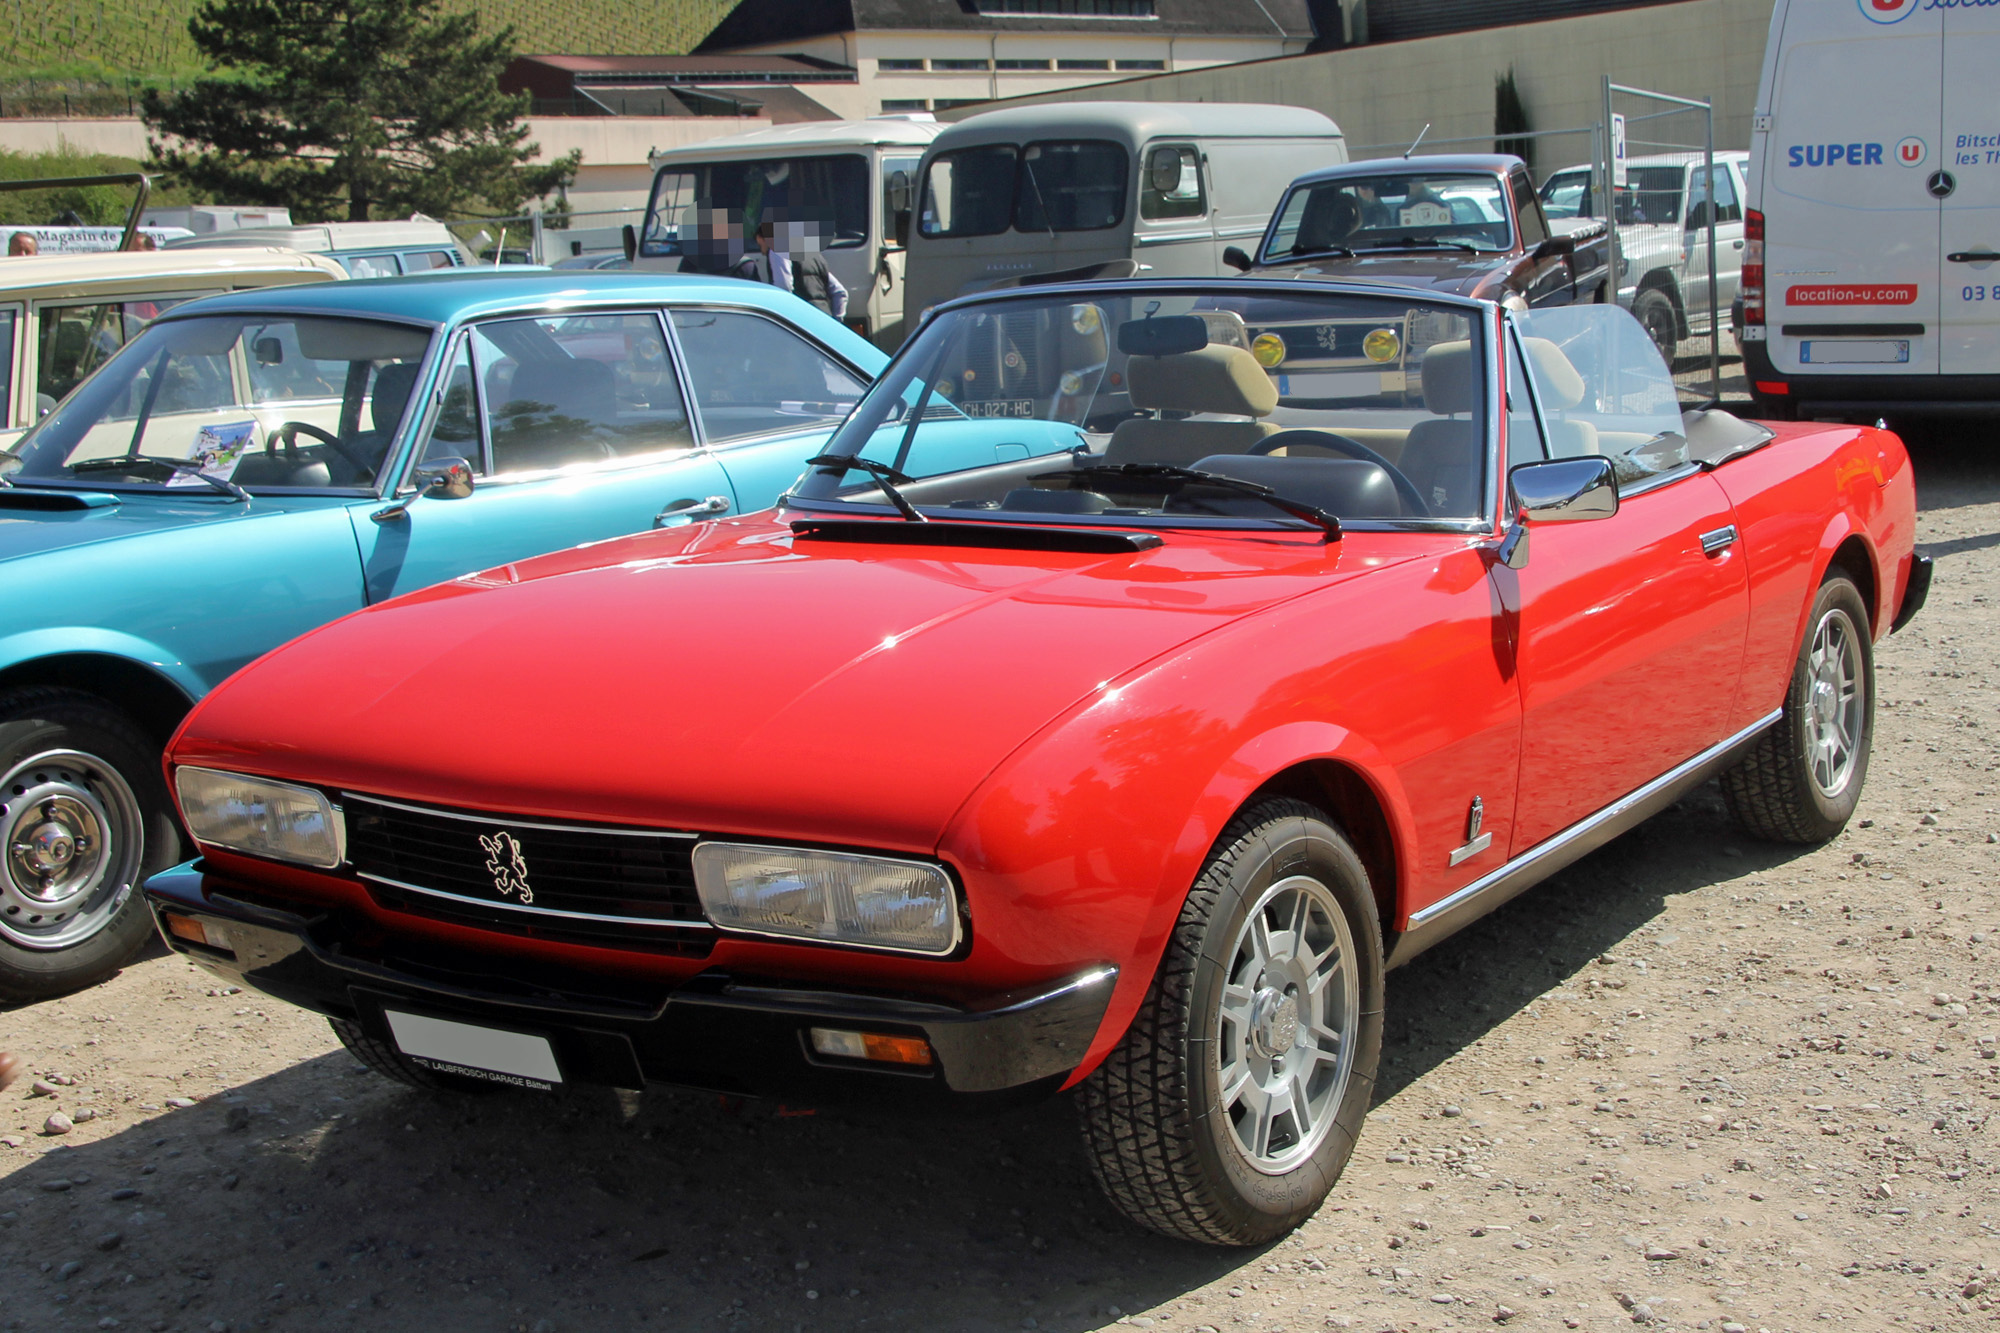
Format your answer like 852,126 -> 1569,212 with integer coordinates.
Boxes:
904,102 -> 1345,321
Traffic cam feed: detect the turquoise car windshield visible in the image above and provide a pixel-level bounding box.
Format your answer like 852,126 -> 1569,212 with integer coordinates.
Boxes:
7,313 -> 433,492
793,287 -> 1489,528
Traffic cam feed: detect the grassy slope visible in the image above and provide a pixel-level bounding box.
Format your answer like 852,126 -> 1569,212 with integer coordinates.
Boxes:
2,0 -> 740,81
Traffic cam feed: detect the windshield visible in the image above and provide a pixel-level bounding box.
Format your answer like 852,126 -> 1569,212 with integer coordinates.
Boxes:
793,287 -> 1489,528
640,154 -> 870,258
1539,169 -> 1592,219
6,313 -> 432,492
1618,165 -> 1686,225
919,140 -> 1128,238
1265,173 -> 1514,259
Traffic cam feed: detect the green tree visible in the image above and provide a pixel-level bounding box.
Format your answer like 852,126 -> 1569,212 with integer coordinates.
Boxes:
1494,66 -> 1534,175
140,0 -> 577,223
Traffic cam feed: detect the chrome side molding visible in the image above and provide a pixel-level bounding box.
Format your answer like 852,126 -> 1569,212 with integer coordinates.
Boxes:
1386,709 -> 1782,969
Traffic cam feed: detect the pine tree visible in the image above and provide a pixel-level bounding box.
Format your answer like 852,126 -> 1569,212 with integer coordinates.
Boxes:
1494,67 -> 1533,176
142,0 -> 577,222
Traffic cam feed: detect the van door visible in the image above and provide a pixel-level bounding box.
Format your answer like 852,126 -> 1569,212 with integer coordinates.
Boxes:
1207,140 -> 1343,270
1940,3 -> 2000,376
1133,141 -> 1213,277
1762,0 -> 1942,378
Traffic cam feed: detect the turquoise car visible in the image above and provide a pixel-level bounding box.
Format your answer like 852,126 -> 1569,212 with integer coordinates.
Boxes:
0,270 -> 884,999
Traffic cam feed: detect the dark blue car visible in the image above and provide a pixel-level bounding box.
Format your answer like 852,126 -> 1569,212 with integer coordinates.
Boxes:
0,270 -> 884,998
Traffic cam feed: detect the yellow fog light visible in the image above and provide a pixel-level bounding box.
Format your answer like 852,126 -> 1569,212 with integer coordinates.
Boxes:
809,1027 -> 935,1067
1070,303 -> 1101,335
1251,332 -> 1286,368
1363,328 -> 1402,363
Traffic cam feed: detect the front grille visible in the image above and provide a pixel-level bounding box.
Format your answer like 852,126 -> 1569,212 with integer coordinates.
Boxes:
341,794 -> 711,950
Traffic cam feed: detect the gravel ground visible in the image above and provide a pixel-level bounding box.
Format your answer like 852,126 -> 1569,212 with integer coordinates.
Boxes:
1,424 -> 1994,1333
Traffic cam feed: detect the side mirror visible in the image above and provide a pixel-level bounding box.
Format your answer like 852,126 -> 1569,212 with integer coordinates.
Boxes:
1147,147 -> 1184,196
1222,244 -> 1254,272
886,170 -> 912,217
252,336 -> 285,366
622,224 -> 637,263
370,456 -> 475,523
1495,456 -> 1618,569
1531,235 -> 1575,262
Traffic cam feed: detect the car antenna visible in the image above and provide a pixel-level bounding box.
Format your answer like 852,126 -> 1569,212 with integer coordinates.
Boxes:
1403,124 -> 1431,160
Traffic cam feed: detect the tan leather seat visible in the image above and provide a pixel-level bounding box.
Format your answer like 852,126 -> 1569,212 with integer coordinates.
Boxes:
1397,340 -> 1483,516
1106,344 -> 1280,467
1520,336 -> 1600,459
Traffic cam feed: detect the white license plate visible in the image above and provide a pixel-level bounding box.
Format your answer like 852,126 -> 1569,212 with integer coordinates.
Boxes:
385,1010 -> 563,1089
1800,339 -> 1909,364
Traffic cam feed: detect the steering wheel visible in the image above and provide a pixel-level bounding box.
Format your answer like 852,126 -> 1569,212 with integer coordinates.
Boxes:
1246,428 -> 1430,517
270,420 -> 375,481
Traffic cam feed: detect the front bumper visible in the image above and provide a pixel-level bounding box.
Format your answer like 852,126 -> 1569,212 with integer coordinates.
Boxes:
1892,553 -> 1933,633
145,859 -> 1116,1107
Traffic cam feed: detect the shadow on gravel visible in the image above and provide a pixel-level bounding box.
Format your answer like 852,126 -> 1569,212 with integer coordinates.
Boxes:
7,1053 -> 1249,1332
1375,779 -> 1816,1105
1900,420 -> 2000,514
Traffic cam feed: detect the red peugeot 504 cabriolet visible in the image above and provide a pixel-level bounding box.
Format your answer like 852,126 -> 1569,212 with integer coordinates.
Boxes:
146,280 -> 1927,1245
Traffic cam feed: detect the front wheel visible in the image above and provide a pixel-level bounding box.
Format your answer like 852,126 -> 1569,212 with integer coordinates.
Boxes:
1633,288 -> 1681,368
1078,798 -> 1383,1245
1721,573 -> 1875,842
0,689 -> 177,1002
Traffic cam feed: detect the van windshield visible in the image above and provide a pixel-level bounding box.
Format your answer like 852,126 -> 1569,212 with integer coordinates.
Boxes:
641,154 -> 870,257
919,140 -> 1128,238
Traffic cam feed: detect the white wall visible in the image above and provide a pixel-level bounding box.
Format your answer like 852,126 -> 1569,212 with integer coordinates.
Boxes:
939,0 -> 1776,172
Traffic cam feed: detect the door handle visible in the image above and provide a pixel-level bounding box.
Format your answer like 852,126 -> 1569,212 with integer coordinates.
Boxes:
1699,524 -> 1739,555
655,495 -> 729,528
1947,251 -> 2000,264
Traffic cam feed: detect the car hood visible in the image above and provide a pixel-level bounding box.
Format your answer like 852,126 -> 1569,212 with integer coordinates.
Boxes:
174,515 -> 1401,854
0,487 -> 328,563
1258,252 -> 1512,294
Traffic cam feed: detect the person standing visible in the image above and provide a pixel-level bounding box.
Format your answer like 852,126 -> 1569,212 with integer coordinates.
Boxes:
738,218 -> 848,320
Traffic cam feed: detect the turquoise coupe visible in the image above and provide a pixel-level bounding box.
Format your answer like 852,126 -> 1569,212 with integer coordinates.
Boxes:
0,270 -> 884,998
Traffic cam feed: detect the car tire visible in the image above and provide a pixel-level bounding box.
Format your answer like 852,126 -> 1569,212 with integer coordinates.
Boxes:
0,688 -> 179,1002
1077,797 -> 1383,1246
1721,573 -> 1875,843
329,1017 -> 503,1095
1633,288 -> 1680,368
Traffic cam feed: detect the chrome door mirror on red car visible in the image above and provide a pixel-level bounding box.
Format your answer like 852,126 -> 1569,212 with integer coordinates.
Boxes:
1496,456 -> 1618,569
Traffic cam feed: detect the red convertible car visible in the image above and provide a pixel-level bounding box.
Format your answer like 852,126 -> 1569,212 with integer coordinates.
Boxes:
146,280 -> 1927,1245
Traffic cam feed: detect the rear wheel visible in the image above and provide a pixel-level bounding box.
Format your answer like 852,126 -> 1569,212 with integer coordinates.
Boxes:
1078,798 -> 1383,1245
1722,573 -> 1874,842
0,689 -> 177,1002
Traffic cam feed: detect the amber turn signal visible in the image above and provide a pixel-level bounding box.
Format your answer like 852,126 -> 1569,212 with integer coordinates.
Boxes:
162,912 -> 226,950
808,1027 -> 934,1067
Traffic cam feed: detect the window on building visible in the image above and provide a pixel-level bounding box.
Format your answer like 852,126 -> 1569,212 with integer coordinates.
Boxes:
977,0 -> 1156,15
932,58 -> 991,71
878,58 -> 925,71
1115,59 -> 1166,70
1056,59 -> 1111,71
933,99 -> 989,110
995,59 -> 1052,70
881,98 -> 930,112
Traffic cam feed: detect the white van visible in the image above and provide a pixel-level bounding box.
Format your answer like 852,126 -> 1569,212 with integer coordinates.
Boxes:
1742,0 -> 2000,417
904,102 -> 1345,324
635,117 -> 946,348
170,220 -> 471,278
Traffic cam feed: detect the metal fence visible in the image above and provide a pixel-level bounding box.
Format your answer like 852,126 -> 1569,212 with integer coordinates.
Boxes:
1351,84 -> 1739,405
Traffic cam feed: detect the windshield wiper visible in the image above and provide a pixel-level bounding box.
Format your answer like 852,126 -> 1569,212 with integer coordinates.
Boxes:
1290,244 -> 1356,259
70,454 -> 251,503
1031,463 -> 1341,542
1356,238 -> 1482,254
805,453 -> 926,523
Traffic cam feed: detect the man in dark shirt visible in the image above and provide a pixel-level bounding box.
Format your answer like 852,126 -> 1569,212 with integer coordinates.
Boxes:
736,217 -> 848,320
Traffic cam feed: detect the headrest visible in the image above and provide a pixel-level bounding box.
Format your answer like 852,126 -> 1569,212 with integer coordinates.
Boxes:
505,357 -> 615,419
1521,336 -> 1586,410
1418,340 -> 1476,415
370,361 -> 423,432
1127,344 -> 1278,418
1296,189 -> 1360,252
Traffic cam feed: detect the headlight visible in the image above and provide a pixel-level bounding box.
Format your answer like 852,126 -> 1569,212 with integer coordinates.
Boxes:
691,843 -> 960,956
173,766 -> 342,869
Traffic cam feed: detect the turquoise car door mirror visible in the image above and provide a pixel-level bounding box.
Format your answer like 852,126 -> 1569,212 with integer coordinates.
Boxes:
370,456 -> 475,523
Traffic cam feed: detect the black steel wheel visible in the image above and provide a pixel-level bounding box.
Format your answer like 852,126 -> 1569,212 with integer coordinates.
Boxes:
1633,288 -> 1681,368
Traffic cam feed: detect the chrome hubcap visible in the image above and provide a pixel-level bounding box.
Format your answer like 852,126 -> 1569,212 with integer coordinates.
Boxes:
1215,874 -> 1359,1175
0,750 -> 142,950
1804,607 -> 1864,798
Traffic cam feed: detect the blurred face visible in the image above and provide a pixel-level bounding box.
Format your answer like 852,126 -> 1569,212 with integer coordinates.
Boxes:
8,233 -> 38,257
